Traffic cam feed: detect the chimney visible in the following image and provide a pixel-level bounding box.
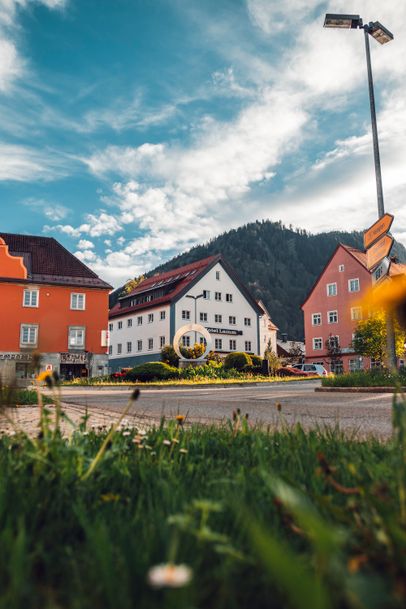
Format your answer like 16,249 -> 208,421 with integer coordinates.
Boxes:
281,333 -> 288,343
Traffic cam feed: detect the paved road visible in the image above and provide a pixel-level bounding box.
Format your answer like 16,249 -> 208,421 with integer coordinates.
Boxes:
58,381 -> 397,438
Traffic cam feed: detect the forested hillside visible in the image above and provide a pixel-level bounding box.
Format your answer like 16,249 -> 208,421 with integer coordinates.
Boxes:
111,220 -> 406,340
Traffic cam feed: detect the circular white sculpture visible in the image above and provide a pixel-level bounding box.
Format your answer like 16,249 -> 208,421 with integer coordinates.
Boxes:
173,323 -> 212,360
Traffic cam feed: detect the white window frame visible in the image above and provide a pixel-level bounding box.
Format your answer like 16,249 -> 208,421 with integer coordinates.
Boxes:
108,322 -> 113,332
68,326 -> 85,349
127,341 -> 132,353
160,336 -> 166,348
327,335 -> 340,349
182,310 -> 191,320
160,311 -> 166,320
215,338 -> 223,350
215,292 -> 222,301
127,318 -> 132,327
108,345 -> 113,355
182,335 -> 191,347
328,310 -> 338,324
200,312 -> 208,322
351,306 -> 363,321
215,271 -> 220,280
226,293 -> 233,303
70,292 -> 86,311
312,313 -> 321,326
338,264 -> 345,272
148,338 -> 153,350
148,313 -> 154,324
326,283 -> 337,297
20,324 -> 38,347
117,343 -> 122,355
23,289 -> 39,308
137,316 -> 143,326
203,290 -> 210,300
137,340 -> 143,352
313,337 -> 323,350
214,314 -> 222,323
245,340 -> 252,352
229,316 -> 236,325
229,339 -> 236,351
244,317 -> 251,327
118,321 -> 123,330
348,278 -> 360,293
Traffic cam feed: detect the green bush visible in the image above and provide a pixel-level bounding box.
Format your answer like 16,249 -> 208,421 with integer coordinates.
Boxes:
250,355 -> 262,367
160,344 -> 179,367
224,351 -> 252,371
125,362 -> 179,382
322,368 -> 406,387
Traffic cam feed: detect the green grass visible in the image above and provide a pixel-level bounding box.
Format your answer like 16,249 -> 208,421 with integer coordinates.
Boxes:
0,387 -> 53,406
62,375 -> 319,386
322,368 -> 406,388
0,400 -> 405,609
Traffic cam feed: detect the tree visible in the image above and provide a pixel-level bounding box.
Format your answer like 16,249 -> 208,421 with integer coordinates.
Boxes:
352,312 -> 406,364
325,334 -> 343,374
264,339 -> 281,374
120,275 -> 145,297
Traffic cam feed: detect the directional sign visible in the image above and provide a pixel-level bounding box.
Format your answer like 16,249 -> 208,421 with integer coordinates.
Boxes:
371,256 -> 391,285
366,234 -> 394,270
364,213 -> 394,250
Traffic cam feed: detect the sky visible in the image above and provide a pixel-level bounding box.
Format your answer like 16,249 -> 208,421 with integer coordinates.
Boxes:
1,0 -> 405,287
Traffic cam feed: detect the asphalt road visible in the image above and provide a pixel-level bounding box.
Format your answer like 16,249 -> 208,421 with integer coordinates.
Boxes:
59,381 -> 397,438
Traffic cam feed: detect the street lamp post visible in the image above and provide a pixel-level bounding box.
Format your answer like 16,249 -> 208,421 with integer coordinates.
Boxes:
323,13 -> 397,369
186,294 -> 204,345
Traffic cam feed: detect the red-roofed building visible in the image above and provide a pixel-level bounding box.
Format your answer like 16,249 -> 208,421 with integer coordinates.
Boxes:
301,243 -> 406,372
108,254 -> 273,370
0,233 -> 112,383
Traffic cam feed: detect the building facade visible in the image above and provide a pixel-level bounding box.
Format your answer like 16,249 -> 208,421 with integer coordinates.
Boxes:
0,233 -> 111,383
108,255 -> 275,370
302,243 -> 405,372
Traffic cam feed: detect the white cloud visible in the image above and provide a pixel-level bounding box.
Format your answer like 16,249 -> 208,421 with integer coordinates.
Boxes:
47,212 -> 122,239
22,197 -> 69,220
76,239 -> 94,250
0,144 -> 70,181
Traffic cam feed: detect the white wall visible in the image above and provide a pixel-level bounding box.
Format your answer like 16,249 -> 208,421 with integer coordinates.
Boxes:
109,304 -> 170,360
175,261 -> 259,354
259,314 -> 277,356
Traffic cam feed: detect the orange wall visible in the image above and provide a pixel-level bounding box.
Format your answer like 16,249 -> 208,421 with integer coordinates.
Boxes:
0,282 -> 109,354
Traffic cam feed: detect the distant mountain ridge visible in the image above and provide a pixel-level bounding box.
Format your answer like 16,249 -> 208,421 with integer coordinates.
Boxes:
111,220 -> 406,340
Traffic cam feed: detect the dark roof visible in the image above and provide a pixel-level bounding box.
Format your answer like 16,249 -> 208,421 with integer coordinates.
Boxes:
110,254 -> 263,318
0,232 -> 111,289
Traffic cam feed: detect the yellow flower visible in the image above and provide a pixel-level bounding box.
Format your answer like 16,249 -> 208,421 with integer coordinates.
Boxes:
175,414 -> 185,425
361,274 -> 406,316
36,370 -> 53,383
147,563 -> 192,588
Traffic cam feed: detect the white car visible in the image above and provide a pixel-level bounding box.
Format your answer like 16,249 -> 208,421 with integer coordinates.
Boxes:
292,363 -> 329,377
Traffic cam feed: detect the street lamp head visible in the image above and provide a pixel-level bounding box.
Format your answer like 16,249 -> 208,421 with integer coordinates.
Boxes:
368,21 -> 394,45
324,13 -> 362,29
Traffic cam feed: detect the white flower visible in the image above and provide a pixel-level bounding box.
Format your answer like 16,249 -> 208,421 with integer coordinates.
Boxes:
163,439 -> 171,446
122,430 -> 131,436
147,563 -> 192,588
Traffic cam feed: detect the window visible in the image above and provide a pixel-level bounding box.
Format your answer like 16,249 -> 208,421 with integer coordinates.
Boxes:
127,319 -> 132,327
108,345 -> 112,355
351,307 -> 362,321
245,340 -> 252,352
312,313 -> 321,326
20,324 -> 38,347
348,278 -> 360,293
338,264 -> 345,272
349,358 -> 363,371
68,326 -> 85,349
244,317 -> 251,327
203,290 -> 210,300
200,337 -> 207,346
327,283 -> 337,297
229,316 -> 236,325
214,314 -> 222,323
370,358 -> 382,369
327,335 -> 340,349
148,338 -> 153,350
229,339 -> 236,351
200,312 -> 208,322
182,310 -> 191,320
330,360 -> 344,374
160,336 -> 166,348
148,313 -> 154,323
182,336 -> 191,347
226,293 -> 233,303
127,341 -> 132,353
216,271 -> 220,280
313,337 -> 323,350
328,310 -> 338,324
108,323 -> 113,332
160,310 -> 166,320
118,321 -> 123,330
215,292 -> 222,301
71,293 -> 85,310
215,338 -> 223,350
137,340 -> 143,351
137,316 -> 143,326
117,343 -> 122,355
23,289 -> 38,308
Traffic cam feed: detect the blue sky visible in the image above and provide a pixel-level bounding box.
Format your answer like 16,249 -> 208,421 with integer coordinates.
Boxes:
1,0 -> 405,286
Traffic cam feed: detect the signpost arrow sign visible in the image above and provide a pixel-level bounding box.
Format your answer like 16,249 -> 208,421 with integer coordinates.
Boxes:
366,234 -> 394,270
371,256 -> 391,285
364,213 -> 394,250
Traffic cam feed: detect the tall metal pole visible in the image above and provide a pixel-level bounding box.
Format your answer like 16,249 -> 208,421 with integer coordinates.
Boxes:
363,24 -> 397,369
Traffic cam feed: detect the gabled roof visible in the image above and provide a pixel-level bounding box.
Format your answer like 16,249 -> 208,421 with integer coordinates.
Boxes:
301,242 -> 406,309
0,232 -> 112,289
110,254 -> 263,318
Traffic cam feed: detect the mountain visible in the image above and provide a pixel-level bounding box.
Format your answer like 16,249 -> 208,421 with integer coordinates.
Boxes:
110,220 -> 406,340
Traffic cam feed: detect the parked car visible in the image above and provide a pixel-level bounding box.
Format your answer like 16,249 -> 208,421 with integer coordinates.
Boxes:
292,363 -> 329,377
277,366 -> 314,377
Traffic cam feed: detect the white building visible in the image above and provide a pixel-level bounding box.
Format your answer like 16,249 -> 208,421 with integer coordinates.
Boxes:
108,254 -> 277,370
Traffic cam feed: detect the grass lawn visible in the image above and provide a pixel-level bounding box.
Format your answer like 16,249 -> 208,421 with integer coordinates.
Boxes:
61,375 -> 319,387
322,369 -> 406,388
0,397 -> 405,609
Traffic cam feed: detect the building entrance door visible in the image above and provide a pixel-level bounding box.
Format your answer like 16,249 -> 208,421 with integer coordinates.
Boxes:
60,364 -> 88,380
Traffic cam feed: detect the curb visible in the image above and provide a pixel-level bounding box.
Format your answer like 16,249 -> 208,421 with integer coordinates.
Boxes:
315,386 -> 406,393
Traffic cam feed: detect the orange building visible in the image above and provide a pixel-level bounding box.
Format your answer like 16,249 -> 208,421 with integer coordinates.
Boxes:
0,233 -> 111,382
